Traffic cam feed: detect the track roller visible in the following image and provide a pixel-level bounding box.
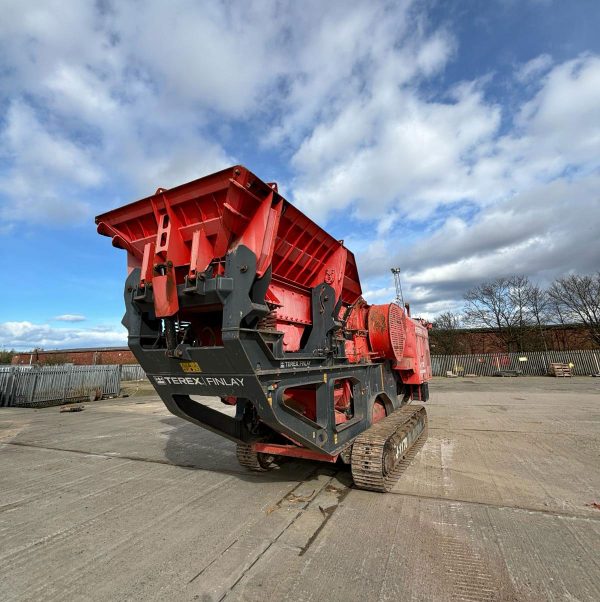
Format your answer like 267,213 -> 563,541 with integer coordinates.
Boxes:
351,405 -> 427,492
236,443 -> 276,472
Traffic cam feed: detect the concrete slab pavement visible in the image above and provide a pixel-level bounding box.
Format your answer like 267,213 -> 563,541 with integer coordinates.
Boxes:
1,377 -> 598,601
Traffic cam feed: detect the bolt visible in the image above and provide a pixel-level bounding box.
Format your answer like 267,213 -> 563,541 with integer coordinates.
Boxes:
234,168 -> 241,176
240,265 -> 248,273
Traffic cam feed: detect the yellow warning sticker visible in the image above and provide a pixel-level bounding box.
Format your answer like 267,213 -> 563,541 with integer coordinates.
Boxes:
180,361 -> 202,373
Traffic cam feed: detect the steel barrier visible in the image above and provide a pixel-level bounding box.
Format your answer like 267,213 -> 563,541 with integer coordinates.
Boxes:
431,349 -> 600,377
119,364 -> 146,381
0,365 -> 121,407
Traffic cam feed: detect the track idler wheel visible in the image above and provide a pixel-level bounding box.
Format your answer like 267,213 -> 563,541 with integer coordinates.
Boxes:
236,443 -> 276,472
351,405 -> 428,492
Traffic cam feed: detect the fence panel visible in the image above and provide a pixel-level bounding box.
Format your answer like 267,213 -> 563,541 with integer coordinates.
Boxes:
120,364 -> 147,381
431,349 -> 600,377
3,348 -> 598,405
0,365 -> 121,408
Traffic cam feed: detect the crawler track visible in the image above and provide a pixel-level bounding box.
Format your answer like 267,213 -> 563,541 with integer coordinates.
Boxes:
351,404 -> 428,492
236,443 -> 275,471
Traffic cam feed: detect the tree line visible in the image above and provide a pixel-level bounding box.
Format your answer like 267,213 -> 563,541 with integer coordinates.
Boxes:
0,350 -> 15,364
432,272 -> 600,354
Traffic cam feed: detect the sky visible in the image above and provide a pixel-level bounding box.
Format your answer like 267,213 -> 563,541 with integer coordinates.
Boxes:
1,0 -> 599,351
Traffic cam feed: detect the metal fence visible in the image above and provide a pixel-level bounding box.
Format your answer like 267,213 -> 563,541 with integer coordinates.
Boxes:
431,349 -> 600,377
119,364 -> 146,381
0,365 -> 121,408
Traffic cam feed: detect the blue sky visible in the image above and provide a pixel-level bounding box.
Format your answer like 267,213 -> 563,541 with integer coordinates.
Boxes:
1,0 -> 599,350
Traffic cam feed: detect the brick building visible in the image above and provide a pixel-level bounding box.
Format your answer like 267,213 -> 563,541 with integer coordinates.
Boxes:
429,323 -> 598,355
11,347 -> 137,366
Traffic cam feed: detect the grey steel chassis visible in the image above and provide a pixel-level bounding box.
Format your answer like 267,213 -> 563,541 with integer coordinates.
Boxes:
123,245 -> 408,457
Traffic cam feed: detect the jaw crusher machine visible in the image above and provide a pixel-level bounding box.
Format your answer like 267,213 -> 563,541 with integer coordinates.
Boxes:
96,165 -> 432,491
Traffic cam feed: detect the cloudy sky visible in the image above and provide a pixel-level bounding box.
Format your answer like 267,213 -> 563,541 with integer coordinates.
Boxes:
1,0 -> 599,350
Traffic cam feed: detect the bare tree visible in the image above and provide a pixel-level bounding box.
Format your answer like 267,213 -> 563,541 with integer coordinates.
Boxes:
546,296 -> 570,350
526,283 -> 550,363
548,273 -> 600,347
463,276 -> 536,352
509,275 -> 534,325
430,312 -> 464,355
434,311 -> 462,330
526,283 -> 550,326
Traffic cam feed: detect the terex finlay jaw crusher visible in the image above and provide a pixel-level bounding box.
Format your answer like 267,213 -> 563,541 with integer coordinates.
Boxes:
96,166 -> 432,491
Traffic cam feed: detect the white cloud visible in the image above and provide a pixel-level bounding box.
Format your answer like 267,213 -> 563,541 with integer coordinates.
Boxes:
0,321 -> 127,351
0,0 -> 245,222
53,314 -> 87,322
516,55 -> 600,164
0,101 -> 100,222
291,83 -> 501,221
515,53 -> 553,82
0,1 -> 598,319
111,2 -> 287,118
355,174 -> 600,317
291,52 -> 600,224
0,0 -> 440,223
283,49 -> 600,317
2,102 -> 102,187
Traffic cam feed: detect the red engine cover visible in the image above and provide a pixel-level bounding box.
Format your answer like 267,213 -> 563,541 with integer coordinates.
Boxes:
367,303 -> 406,361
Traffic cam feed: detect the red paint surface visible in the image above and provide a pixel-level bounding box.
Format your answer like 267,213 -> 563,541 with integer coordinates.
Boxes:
95,165 -> 432,388
253,442 -> 338,463
96,165 -> 362,350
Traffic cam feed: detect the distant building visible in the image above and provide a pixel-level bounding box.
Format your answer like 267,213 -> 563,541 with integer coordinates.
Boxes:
11,347 -> 137,366
429,323 -> 598,355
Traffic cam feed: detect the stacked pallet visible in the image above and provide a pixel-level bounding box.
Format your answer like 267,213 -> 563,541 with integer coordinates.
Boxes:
548,363 -> 572,377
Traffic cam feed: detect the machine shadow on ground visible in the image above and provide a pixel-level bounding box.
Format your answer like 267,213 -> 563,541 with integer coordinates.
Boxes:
160,415 -> 352,487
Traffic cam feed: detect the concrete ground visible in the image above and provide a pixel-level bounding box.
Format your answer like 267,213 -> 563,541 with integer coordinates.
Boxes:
0,377 -> 599,601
